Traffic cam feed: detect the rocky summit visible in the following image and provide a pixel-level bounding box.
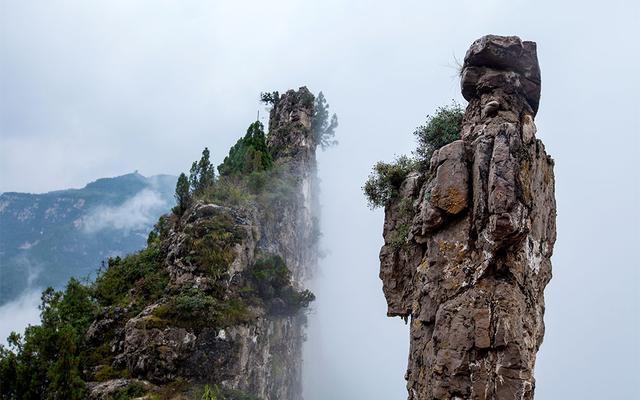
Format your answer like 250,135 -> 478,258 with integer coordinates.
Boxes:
379,35 -> 556,399
85,88 -> 320,399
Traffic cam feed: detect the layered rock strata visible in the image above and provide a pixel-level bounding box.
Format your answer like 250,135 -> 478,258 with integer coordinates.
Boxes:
379,35 -> 556,399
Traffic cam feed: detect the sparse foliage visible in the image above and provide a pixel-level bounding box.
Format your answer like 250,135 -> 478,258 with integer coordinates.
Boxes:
247,255 -> 316,315
259,91 -> 280,107
414,101 -> 464,164
363,102 -> 464,209
311,92 -> 338,150
363,156 -> 417,209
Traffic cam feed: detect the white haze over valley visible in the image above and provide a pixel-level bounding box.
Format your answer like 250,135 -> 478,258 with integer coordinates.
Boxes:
0,290 -> 41,347
81,189 -> 168,233
0,257 -> 43,346
1,1 -> 638,399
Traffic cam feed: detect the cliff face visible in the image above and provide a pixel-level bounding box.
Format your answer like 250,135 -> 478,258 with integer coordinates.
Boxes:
379,36 -> 556,399
87,88 -> 318,400
264,88 -> 319,284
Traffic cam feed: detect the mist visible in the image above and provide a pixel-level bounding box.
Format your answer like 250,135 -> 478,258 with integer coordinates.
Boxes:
81,189 -> 168,233
1,1 -> 638,399
0,254 -> 43,347
0,290 -> 41,347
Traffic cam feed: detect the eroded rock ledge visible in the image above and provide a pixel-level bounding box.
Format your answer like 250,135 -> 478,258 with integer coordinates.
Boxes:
379,35 -> 556,399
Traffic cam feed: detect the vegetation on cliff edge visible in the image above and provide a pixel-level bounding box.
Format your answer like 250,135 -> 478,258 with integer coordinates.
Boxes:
363,101 -> 463,209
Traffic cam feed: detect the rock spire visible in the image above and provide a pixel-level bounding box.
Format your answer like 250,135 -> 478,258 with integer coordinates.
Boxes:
379,35 -> 556,399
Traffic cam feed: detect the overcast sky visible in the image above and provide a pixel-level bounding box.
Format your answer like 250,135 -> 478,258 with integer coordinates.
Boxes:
1,1 -> 638,399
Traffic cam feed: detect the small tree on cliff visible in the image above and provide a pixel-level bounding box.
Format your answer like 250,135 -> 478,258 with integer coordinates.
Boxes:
413,101 -> 464,164
189,147 -> 216,193
311,92 -> 338,150
363,102 -> 464,209
260,91 -> 280,108
174,173 -> 191,214
363,155 -> 417,209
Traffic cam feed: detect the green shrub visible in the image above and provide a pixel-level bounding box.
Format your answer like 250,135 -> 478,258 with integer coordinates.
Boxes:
250,255 -> 290,292
93,244 -> 167,308
246,255 -> 315,315
174,288 -> 217,317
153,287 -> 253,331
414,101 -> 464,164
153,288 -> 219,331
281,288 -> 315,311
363,102 -> 463,209
363,155 -> 417,209
184,215 -> 242,283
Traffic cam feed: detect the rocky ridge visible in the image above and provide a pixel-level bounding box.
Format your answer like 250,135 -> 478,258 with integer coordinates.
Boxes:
86,88 -> 319,400
379,36 -> 556,399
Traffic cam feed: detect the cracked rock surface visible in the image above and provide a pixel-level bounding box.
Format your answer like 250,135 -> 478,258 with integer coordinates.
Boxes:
379,35 -> 556,400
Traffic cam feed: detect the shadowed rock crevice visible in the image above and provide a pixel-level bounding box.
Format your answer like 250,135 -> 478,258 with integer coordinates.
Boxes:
379,35 -> 556,399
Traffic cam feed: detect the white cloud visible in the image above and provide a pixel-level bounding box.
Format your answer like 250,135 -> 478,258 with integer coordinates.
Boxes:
81,189 -> 167,233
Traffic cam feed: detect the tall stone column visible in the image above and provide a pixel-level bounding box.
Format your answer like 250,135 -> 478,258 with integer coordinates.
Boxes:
379,35 -> 556,399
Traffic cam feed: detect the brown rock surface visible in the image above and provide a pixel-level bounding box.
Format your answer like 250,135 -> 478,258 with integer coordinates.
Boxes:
379,35 -> 556,399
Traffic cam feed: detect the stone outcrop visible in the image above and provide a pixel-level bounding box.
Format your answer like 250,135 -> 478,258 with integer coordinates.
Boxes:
379,36 -> 556,399
86,88 -> 319,400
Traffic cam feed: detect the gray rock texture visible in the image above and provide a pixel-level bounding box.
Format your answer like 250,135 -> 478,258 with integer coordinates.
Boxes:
379,35 -> 556,399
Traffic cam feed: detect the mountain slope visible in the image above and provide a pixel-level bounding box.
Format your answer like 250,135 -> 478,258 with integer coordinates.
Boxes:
0,172 -> 176,305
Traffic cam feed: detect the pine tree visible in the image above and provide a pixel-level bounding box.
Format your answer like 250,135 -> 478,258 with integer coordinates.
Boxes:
189,148 -> 216,193
311,92 -> 338,150
218,121 -> 273,176
174,173 -> 191,214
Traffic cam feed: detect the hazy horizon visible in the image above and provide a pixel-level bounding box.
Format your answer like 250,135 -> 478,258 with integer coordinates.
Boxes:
1,1 -> 638,399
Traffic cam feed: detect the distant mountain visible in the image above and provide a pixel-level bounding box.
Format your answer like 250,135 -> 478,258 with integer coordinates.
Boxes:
0,172 -> 176,305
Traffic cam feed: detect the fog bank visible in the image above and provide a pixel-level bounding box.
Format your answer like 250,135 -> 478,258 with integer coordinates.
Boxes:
0,289 -> 41,346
